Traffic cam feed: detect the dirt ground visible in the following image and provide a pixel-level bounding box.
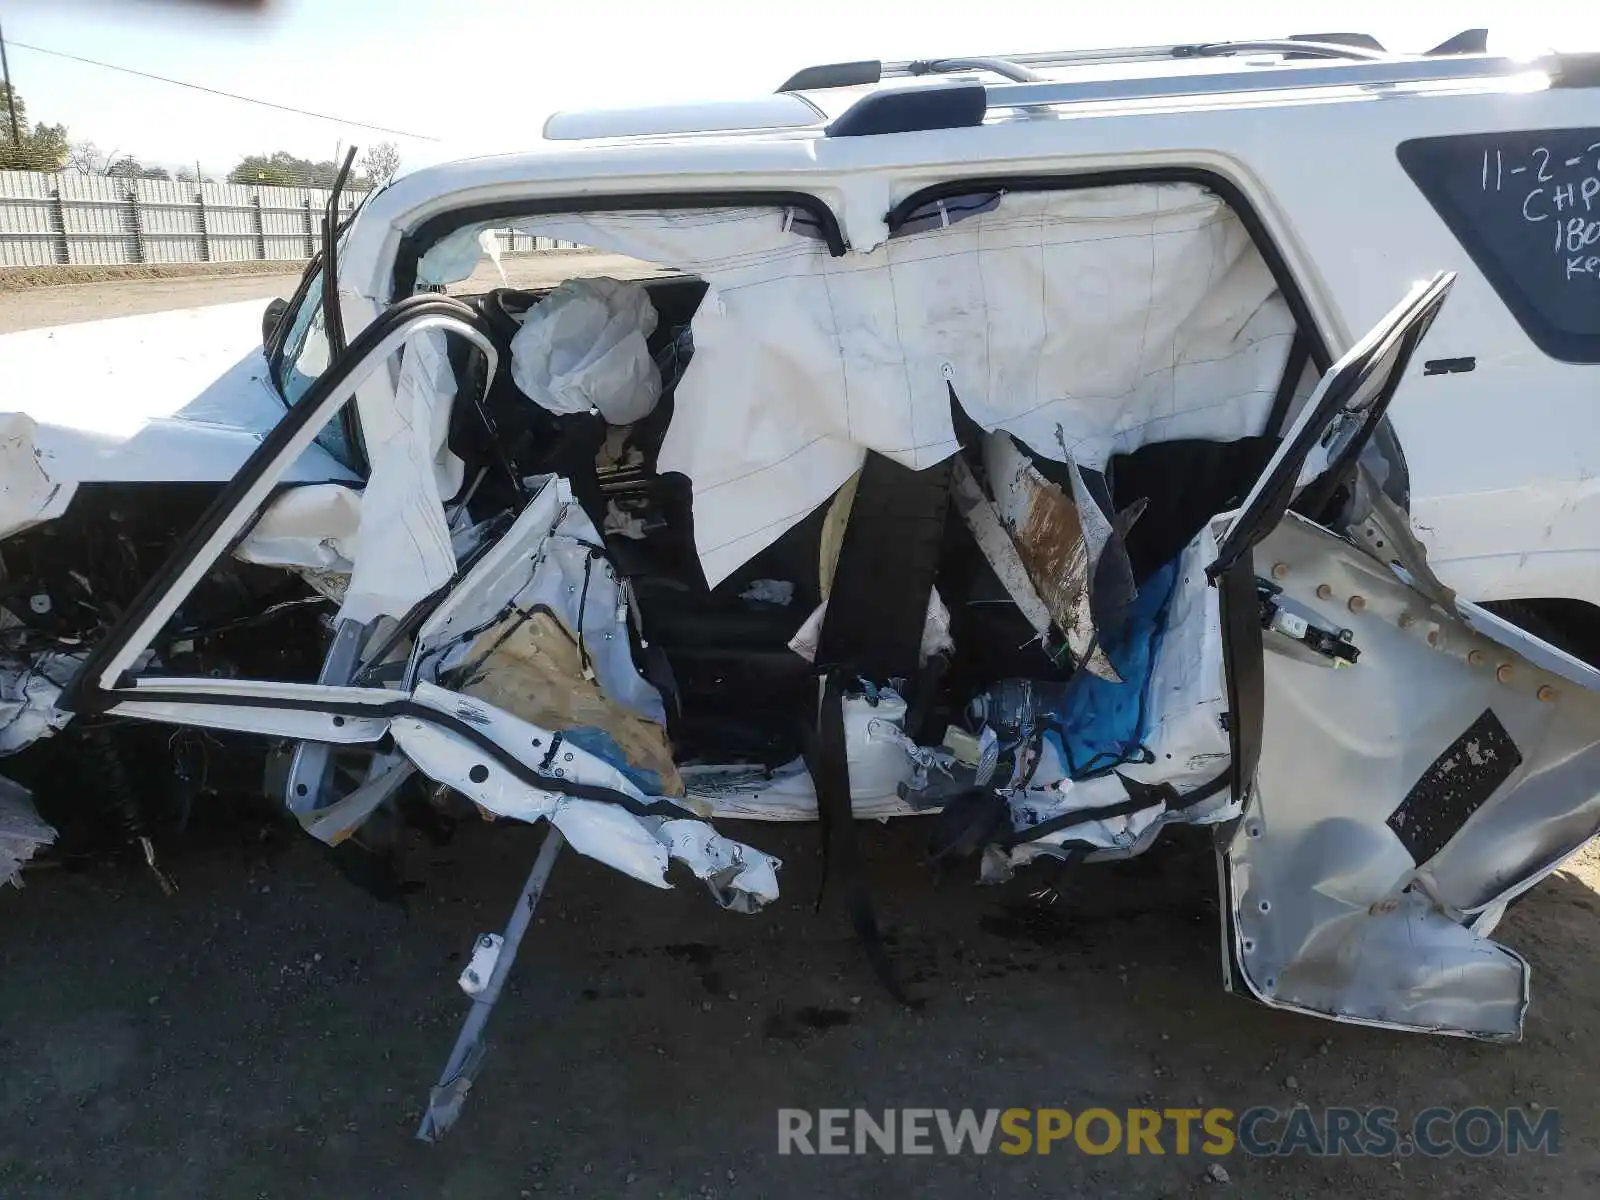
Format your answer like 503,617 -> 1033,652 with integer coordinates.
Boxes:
2,269 -> 1598,1198
1,817 -> 1597,1199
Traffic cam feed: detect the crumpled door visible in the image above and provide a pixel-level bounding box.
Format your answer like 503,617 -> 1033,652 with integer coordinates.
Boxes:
1210,273 -> 1600,1038
58,294 -> 781,914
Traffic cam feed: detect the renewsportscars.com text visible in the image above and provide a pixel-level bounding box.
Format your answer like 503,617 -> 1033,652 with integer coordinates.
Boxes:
777,1106 -> 1560,1157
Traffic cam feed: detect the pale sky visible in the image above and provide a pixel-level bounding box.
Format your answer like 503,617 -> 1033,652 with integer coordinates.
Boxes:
1,0 -> 1593,179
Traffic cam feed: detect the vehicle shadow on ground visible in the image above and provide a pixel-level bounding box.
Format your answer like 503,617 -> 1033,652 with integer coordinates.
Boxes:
1,813 -> 1597,1198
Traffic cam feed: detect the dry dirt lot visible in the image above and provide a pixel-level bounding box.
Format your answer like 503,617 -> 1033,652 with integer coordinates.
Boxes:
1,268 -> 1598,1199
1,821 -> 1597,1199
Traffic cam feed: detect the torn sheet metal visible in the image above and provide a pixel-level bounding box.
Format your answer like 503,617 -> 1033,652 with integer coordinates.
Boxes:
982,435 -> 1119,680
469,186 -> 1290,584
104,674 -> 780,911
1226,513 -> 1600,1039
411,475 -> 666,725
390,683 -> 779,910
949,455 -> 1053,642
0,650 -> 78,754
0,774 -> 54,888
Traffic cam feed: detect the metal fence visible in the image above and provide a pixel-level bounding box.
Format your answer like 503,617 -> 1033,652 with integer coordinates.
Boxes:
0,170 -> 367,267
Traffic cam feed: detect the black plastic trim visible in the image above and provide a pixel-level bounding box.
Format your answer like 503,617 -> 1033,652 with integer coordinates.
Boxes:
1292,280 -> 1450,521
826,81 -> 987,139
1423,356 -> 1476,375
61,292 -> 495,715
1215,552 -> 1264,808
321,147 -> 357,359
778,60 -> 882,91
395,190 -> 848,298
885,168 -> 1334,372
1425,29 -> 1488,56
1212,272 -> 1453,576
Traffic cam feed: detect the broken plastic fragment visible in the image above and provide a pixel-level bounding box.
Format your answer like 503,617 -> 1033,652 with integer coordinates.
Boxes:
458,933 -> 504,996
0,774 -> 54,888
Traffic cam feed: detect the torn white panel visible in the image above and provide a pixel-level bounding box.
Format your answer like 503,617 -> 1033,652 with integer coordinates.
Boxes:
344,330 -> 465,624
509,277 -> 661,424
982,434 -> 1114,679
412,477 -> 666,724
487,187 -> 1289,583
235,483 -> 363,574
0,774 -> 54,888
652,819 -> 782,913
1119,529 -> 1232,797
0,651 -> 80,753
950,455 -> 1053,641
391,684 -> 780,910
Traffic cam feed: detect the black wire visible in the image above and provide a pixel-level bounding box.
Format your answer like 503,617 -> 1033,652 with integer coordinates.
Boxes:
575,550 -> 597,680
6,38 -> 440,140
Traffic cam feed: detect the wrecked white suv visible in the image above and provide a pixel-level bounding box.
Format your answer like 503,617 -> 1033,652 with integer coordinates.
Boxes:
4,35 -> 1600,1126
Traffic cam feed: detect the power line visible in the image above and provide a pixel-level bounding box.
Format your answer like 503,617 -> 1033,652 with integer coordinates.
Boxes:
7,37 -> 441,141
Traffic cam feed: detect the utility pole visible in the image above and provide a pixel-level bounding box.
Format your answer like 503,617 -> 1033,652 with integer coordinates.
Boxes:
0,18 -> 22,149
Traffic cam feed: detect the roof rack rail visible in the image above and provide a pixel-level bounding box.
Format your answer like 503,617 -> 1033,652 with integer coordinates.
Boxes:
778,33 -> 1394,91
822,52 -> 1540,136
779,31 -> 1499,92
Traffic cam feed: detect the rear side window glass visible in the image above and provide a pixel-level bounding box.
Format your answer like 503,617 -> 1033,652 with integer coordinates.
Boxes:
1398,129 -> 1600,364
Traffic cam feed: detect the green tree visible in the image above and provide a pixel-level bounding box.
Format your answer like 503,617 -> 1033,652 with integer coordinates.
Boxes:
0,82 -> 69,170
227,151 -> 344,188
106,156 -> 171,180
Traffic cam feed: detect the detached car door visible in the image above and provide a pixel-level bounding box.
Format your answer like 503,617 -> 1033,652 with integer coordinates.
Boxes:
1211,271 -> 1600,1039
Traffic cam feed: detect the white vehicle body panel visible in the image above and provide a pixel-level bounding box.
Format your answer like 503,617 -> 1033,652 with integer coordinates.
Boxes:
0,301 -> 356,537
325,72 -> 1600,611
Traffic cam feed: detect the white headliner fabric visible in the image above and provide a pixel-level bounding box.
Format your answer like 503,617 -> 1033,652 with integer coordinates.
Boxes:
493,186 -> 1294,584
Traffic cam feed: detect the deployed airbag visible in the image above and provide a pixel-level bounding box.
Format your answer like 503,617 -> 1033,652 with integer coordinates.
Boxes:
495,186 -> 1293,583
509,277 -> 662,425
